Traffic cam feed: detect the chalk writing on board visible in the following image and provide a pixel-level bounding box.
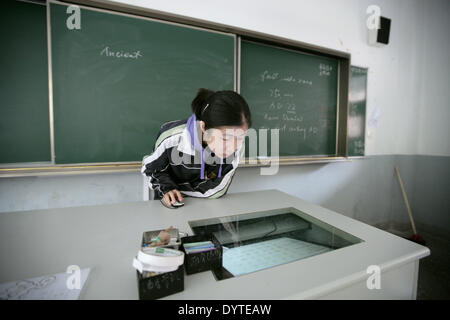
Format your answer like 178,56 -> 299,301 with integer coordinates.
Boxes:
267,102 -> 297,112
281,75 -> 313,85
269,102 -> 282,110
261,70 -> 312,86
264,112 -> 303,122
258,68 -> 326,143
319,63 -> 333,76
286,103 -> 296,111
277,125 -> 319,139
100,46 -> 143,59
260,70 -> 279,82
269,88 -> 281,98
264,114 -> 279,121
351,140 -> 364,155
282,113 -> 303,122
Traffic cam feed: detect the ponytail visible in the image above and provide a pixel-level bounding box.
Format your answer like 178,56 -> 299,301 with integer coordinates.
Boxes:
191,88 -> 215,119
190,88 -> 252,130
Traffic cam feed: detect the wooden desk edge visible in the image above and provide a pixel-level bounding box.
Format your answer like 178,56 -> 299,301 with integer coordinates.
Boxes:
0,157 -> 355,177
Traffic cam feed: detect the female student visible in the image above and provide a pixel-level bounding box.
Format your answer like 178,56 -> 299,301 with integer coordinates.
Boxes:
141,88 -> 252,208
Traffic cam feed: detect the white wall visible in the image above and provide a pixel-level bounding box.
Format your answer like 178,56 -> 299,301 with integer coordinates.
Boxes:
416,1 -> 450,155
102,0 -> 450,156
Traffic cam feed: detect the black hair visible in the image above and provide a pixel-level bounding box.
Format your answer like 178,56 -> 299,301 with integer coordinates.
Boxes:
191,88 -> 252,130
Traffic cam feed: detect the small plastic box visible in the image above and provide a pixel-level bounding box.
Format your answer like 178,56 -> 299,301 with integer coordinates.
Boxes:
141,228 -> 181,249
180,233 -> 223,275
136,266 -> 184,300
136,230 -> 184,300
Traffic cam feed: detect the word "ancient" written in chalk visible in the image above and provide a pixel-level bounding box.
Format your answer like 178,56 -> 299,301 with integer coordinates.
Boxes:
100,46 -> 143,59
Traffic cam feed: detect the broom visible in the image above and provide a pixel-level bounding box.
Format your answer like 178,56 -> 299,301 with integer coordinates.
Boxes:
394,166 -> 426,245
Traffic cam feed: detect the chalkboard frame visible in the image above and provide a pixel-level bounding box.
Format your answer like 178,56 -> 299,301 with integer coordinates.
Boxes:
0,0 -> 237,176
237,37 -> 346,165
48,0 -> 237,165
347,65 -> 368,158
0,0 -> 352,177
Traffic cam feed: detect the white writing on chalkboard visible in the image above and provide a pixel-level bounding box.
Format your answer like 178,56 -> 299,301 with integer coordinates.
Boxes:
257,69 -> 329,144
282,113 -> 303,122
260,70 -> 313,86
260,70 -> 279,82
264,114 -> 279,121
319,63 -> 333,76
100,46 -> 143,59
276,124 -> 319,140
281,75 -> 313,85
352,140 -> 364,155
269,88 -> 281,98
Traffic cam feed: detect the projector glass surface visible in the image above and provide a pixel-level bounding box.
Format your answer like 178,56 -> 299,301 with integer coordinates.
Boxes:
189,207 -> 364,280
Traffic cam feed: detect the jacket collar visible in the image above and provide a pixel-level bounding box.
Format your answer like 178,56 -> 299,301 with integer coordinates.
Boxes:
177,123 -> 196,156
177,113 -> 223,179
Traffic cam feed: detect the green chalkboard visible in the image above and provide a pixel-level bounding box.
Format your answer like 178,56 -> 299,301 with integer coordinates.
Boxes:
0,1 -> 50,164
50,2 -> 235,164
240,40 -> 339,157
348,66 -> 367,156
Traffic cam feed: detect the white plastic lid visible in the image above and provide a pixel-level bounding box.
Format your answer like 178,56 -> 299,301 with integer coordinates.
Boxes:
132,247 -> 184,273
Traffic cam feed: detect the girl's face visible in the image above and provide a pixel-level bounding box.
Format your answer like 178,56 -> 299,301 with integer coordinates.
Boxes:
200,121 -> 248,159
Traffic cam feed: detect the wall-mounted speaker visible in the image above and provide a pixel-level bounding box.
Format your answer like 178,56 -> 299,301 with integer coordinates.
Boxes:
368,16 -> 391,46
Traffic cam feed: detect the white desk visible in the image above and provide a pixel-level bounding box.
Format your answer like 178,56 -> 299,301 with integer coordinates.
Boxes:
0,189 -> 430,299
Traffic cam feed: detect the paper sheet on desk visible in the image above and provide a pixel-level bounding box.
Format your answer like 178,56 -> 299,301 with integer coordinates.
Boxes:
0,268 -> 90,300
222,237 -> 331,277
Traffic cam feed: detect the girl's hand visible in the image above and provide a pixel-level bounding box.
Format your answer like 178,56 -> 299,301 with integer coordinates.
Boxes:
162,189 -> 184,207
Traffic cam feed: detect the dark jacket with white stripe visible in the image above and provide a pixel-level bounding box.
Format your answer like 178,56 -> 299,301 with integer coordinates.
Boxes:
141,113 -> 243,200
